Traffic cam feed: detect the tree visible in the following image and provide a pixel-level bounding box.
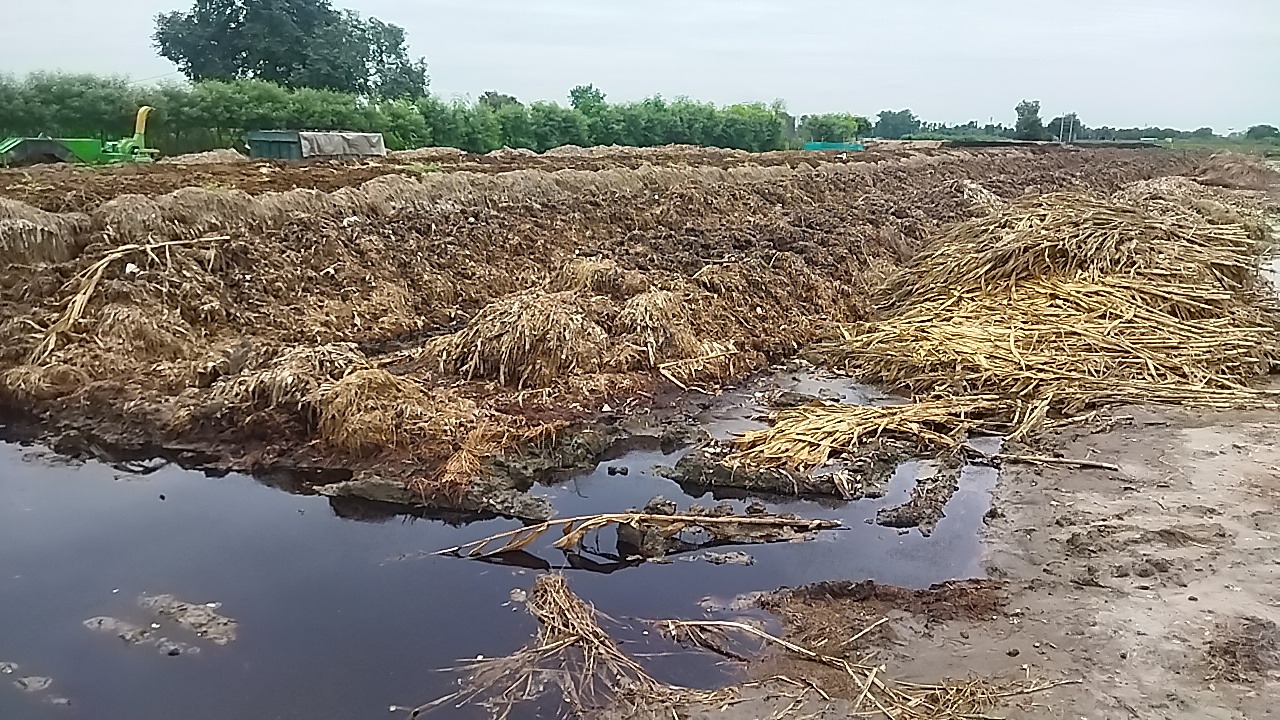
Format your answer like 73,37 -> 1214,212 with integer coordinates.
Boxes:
1046,113 -> 1083,142
154,0 -> 428,97
1191,127 -> 1215,139
1246,124 -> 1279,140
872,109 -> 921,140
569,84 -> 607,115
1014,100 -> 1047,141
478,91 -> 520,110
799,113 -> 872,142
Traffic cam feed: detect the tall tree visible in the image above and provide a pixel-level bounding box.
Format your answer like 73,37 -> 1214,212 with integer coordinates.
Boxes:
872,109 -> 921,140
154,0 -> 428,97
799,113 -> 872,142
1014,100 -> 1047,141
1245,124 -> 1278,140
1046,113 -> 1083,141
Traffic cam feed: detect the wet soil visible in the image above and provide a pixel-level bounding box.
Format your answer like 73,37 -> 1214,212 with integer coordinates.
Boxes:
659,403 -> 1280,720
0,368 -> 998,719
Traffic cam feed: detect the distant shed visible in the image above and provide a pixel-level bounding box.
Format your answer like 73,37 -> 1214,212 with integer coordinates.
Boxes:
246,131 -> 387,160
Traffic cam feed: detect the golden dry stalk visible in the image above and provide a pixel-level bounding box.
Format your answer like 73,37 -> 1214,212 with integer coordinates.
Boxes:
727,397 -> 1008,471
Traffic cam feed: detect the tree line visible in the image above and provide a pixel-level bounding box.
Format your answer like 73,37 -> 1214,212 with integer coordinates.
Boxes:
0,73 -> 875,155
0,73 -> 1273,156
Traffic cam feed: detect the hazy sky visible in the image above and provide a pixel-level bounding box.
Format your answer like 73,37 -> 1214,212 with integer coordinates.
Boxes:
3,0 -> 1277,130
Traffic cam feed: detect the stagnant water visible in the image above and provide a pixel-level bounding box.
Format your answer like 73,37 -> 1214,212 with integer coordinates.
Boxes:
0,376 -> 998,719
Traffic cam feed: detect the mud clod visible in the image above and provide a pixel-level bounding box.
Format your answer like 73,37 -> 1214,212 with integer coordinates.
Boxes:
139,594 -> 238,645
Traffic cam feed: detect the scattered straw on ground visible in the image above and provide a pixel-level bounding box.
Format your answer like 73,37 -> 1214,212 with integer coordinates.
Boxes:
728,397 -> 1009,470
413,575 -> 731,719
416,575 -> 1073,720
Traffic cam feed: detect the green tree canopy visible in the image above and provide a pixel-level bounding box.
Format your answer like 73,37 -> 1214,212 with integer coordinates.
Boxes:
1246,124 -> 1278,140
1014,100 -> 1047,141
873,109 -> 921,140
1045,113 -> 1083,141
799,113 -> 872,142
154,0 -> 428,97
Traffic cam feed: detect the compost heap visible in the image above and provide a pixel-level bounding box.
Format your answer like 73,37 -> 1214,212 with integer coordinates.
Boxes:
0,149 -> 1194,512
733,189 -> 1280,469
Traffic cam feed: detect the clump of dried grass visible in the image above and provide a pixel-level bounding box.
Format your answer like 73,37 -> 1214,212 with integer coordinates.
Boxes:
552,257 -> 626,296
428,290 -> 609,388
616,289 -> 699,365
0,198 -> 90,265
0,362 -> 87,402
209,342 -> 371,410
313,368 -> 477,455
157,187 -> 267,237
728,396 -> 1009,470
91,194 -> 169,239
957,179 -> 1006,214
93,303 -> 193,359
820,192 -> 1280,440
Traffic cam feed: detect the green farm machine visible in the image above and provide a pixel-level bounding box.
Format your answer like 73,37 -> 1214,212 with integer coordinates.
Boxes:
0,107 -> 160,167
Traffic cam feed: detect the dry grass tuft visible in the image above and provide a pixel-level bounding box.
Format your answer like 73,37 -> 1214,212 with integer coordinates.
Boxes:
616,289 -> 700,365
91,194 -> 168,239
553,257 -> 626,296
211,342 -> 371,410
0,362 -> 88,401
428,290 -> 609,388
313,368 -> 477,455
93,303 -> 193,358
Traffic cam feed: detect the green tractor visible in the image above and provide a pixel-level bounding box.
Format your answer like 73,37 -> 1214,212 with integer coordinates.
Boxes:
0,107 -> 160,167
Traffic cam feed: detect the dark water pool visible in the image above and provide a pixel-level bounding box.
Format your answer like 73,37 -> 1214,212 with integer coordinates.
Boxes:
0,415 -> 995,718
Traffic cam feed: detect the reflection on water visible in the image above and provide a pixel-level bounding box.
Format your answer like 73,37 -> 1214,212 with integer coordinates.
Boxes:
0,411 -> 996,718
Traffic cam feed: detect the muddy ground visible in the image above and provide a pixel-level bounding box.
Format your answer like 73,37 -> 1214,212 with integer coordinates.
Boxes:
0,146 -> 1192,518
651,401 -> 1280,720
8,146 -> 1275,719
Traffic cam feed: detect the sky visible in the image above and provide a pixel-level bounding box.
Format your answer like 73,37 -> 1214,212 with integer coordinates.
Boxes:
2,0 -> 1277,131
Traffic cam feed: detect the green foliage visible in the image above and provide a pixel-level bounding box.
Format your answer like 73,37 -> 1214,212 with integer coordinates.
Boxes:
1014,100 -> 1047,141
1246,124 -> 1278,140
873,109 -> 921,140
1045,113 -> 1083,141
798,113 -> 872,142
153,0 -> 429,97
8,71 -> 1265,159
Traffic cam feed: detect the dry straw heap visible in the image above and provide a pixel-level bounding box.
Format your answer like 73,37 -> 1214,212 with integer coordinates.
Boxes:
735,187 -> 1279,467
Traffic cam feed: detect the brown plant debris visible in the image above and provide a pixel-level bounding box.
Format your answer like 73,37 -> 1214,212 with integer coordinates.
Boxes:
29,236 -> 224,364
436,511 -> 841,559
658,618 -> 1076,719
821,192 -> 1280,440
412,575 -> 731,719
427,290 -> 609,389
1191,152 -> 1280,191
1206,616 -> 1280,683
727,397 -> 1008,471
